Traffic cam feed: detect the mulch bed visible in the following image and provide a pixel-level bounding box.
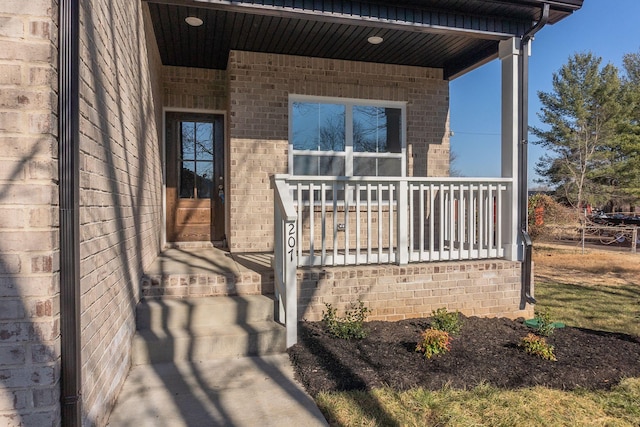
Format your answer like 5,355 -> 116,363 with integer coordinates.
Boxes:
288,316 -> 640,397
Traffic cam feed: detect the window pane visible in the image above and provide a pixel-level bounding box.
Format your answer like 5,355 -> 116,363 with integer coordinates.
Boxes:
377,157 -> 402,176
196,162 -> 214,198
353,157 -> 376,176
292,102 -> 345,151
293,155 -> 318,175
293,155 -> 345,176
353,157 -> 402,176
319,156 -> 345,175
180,161 -> 195,198
181,122 -> 195,160
353,106 -> 402,153
195,122 -> 213,161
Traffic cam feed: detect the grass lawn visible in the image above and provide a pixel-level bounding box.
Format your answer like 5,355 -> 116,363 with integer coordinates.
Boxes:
314,244 -> 640,426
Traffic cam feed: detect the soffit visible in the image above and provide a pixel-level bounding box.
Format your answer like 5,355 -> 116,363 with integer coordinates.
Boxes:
145,0 -> 583,79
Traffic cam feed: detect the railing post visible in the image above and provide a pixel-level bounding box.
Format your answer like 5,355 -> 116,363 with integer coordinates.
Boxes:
271,175 -> 298,347
273,205 -> 285,322
632,226 -> 637,254
284,217 -> 298,348
397,180 -> 408,264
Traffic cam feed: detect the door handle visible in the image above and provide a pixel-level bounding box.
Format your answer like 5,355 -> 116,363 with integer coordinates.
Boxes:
218,184 -> 224,204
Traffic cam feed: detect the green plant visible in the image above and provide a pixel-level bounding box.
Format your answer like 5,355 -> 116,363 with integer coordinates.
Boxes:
416,328 -> 452,359
431,307 -> 463,335
322,301 -> 371,339
520,333 -> 557,361
534,308 -> 556,337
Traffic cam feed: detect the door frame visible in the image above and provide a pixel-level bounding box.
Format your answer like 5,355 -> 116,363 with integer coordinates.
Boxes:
162,107 -> 227,247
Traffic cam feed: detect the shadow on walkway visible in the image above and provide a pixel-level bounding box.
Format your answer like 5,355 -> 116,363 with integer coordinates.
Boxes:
106,355 -> 327,427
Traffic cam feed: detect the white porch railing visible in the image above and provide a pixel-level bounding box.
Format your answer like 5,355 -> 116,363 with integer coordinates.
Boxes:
271,175 -> 512,345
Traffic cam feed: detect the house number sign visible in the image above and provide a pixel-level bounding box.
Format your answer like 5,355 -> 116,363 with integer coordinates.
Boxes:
287,223 -> 296,261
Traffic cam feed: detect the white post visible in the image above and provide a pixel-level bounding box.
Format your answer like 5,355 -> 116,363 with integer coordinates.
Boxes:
274,205 -> 285,322
397,180 -> 408,264
284,217 -> 297,348
271,176 -> 299,347
500,37 -> 522,261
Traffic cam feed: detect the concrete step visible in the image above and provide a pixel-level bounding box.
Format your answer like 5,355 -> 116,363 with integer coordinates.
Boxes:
131,321 -> 286,365
132,295 -> 286,365
136,295 -> 276,331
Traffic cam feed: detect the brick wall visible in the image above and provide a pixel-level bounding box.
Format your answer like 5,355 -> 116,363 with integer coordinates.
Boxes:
298,260 -> 533,321
162,66 -> 228,111
78,1 -> 163,425
0,1 -> 61,426
227,51 -> 450,253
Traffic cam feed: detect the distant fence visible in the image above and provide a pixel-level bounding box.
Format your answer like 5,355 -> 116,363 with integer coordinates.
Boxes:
543,224 -> 638,254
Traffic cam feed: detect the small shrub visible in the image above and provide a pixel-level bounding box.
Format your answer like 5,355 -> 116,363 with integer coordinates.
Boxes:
322,301 -> 370,339
416,328 -> 452,359
520,333 -> 557,361
534,308 -> 556,337
431,307 -> 463,335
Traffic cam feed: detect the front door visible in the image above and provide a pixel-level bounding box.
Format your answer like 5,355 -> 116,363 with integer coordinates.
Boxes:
166,112 -> 225,242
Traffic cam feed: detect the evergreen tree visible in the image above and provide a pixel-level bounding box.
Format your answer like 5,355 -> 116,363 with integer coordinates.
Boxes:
614,51 -> 640,200
532,52 -> 625,209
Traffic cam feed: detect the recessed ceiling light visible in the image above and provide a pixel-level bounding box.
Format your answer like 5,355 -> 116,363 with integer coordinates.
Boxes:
185,16 -> 204,27
367,36 -> 384,45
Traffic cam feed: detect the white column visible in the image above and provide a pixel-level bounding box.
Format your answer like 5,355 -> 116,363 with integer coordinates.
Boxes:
500,38 -> 521,261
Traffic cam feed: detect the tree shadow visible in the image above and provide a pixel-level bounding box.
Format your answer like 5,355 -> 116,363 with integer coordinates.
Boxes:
293,327 -> 400,426
78,1 -> 165,423
0,144 -> 59,425
113,250 -> 328,425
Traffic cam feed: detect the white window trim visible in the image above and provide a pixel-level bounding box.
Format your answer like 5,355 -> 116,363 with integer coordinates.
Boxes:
288,94 -> 407,177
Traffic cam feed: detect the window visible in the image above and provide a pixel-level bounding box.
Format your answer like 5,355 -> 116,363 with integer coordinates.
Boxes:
289,96 -> 405,176
179,121 -> 214,198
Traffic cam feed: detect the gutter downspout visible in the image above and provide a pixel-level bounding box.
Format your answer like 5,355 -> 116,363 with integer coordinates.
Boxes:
59,0 -> 82,425
519,3 -> 550,307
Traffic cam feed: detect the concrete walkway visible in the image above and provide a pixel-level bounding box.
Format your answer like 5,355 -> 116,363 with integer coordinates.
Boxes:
107,354 -> 328,427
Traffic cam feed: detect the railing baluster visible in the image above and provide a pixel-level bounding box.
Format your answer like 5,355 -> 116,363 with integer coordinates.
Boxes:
344,182 -> 350,265
419,184 -> 425,261
332,180 -> 338,266
449,183 -> 455,260
321,182 -> 326,266
389,183 -> 394,263
467,183 -> 474,260
488,184 -> 494,256
429,184 -> 435,260
457,183 -> 465,259
367,183 -> 372,264
297,183 -> 303,262
439,184 -> 445,260
378,183 -> 383,263
409,183 -> 415,262
497,184 -> 503,257
356,183 -> 361,265
309,182 -> 314,264
478,184 -> 484,257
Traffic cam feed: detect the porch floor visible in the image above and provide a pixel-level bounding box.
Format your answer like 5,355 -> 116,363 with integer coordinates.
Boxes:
146,247 -> 272,276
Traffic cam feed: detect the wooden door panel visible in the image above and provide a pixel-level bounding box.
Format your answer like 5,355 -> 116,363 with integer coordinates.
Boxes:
176,205 -> 210,224
166,113 -> 224,243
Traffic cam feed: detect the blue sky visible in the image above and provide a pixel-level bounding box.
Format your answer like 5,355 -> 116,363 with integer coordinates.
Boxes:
450,0 -> 640,185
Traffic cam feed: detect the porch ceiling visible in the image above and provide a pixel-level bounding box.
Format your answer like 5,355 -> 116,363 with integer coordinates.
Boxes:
144,0 -> 582,80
